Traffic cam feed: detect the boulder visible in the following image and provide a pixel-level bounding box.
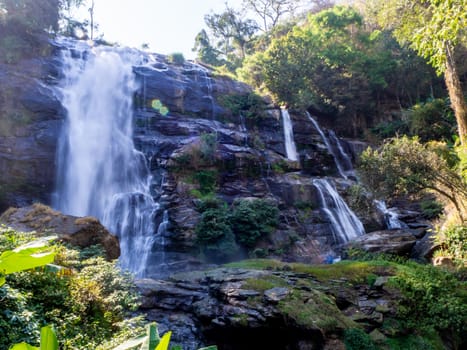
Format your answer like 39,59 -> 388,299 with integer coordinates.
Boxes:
0,203 -> 120,260
346,229 -> 417,256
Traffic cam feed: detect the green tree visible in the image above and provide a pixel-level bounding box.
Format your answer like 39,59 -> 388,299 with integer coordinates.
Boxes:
375,0 -> 467,144
358,136 -> 467,221
203,4 -> 259,65
248,6 -> 395,120
192,29 -> 224,66
242,0 -> 302,32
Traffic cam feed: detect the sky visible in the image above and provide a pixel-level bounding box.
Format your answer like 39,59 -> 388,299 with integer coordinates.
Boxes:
77,0 -> 244,59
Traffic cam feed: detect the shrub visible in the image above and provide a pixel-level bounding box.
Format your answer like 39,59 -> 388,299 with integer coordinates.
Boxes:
436,225 -> 467,266
167,52 -> 185,65
370,119 -> 409,139
231,199 -> 279,248
389,262 -> 466,339
407,98 -> 456,142
193,170 -> 218,196
420,199 -> 444,219
0,228 -> 143,350
218,92 -> 267,119
195,206 -> 239,262
343,328 -> 378,350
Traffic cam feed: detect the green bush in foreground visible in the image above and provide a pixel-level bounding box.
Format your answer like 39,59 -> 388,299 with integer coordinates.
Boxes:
0,227 -> 143,350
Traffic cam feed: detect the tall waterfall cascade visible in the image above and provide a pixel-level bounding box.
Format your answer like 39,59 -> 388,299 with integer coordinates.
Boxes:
306,112 -> 365,243
313,178 -> 365,243
54,42 -> 158,277
281,109 -> 298,161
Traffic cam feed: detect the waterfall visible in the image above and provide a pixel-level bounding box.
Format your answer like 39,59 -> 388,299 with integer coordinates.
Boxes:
313,178 -> 365,244
306,112 -> 353,178
374,200 -> 407,230
54,44 -> 158,277
281,109 -> 298,161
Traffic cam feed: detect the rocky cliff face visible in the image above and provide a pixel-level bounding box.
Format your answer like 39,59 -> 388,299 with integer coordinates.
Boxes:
0,38 -> 435,274
0,50 -> 64,210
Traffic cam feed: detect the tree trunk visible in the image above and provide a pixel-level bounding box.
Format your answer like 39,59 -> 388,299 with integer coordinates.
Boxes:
444,45 -> 467,145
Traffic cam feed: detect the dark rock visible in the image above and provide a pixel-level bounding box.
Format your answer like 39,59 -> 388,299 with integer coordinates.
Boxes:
346,229 -> 417,255
0,203 -> 120,260
410,230 -> 439,261
263,287 -> 290,303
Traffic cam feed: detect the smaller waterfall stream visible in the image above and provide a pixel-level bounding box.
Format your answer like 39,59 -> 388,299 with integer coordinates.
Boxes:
374,200 -> 407,229
281,108 -> 298,161
306,112 -> 354,178
313,178 -> 365,243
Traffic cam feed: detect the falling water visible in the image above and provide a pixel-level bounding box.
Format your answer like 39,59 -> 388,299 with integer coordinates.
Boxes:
306,112 -> 353,178
281,108 -> 298,161
313,178 -> 365,243
54,44 -> 157,277
374,200 -> 407,230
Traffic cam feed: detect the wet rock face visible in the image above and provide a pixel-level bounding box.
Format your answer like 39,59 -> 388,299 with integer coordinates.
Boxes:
0,203 -> 120,260
0,51 -> 64,210
1,37 -> 391,267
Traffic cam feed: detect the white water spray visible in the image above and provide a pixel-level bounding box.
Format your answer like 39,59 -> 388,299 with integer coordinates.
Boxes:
281,109 -> 298,161
313,178 -> 365,243
54,45 -> 157,276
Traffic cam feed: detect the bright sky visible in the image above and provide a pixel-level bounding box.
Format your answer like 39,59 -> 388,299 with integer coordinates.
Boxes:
79,0 -> 244,59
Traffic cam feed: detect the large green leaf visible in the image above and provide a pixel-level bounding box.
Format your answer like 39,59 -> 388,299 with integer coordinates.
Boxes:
8,343 -> 39,350
0,236 -> 56,280
154,332 -> 171,350
0,249 -> 56,275
40,326 -> 58,350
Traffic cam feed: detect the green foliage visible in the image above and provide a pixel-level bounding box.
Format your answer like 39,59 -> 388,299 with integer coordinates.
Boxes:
202,5 -> 258,68
218,92 -> 266,119
195,205 -> 239,262
231,199 -> 279,247
344,328 -> 378,350
193,170 -> 218,196
171,133 -> 218,176
226,259 -> 383,283
358,136 -> 467,219
199,133 -> 217,161
377,0 -> 467,75
10,325 -> 59,350
384,333 -> 439,350
112,323 -> 217,350
195,198 -> 278,261
0,235 -> 56,286
388,261 -> 467,338
167,53 -> 185,65
0,228 -> 142,350
370,120 -> 409,140
0,0 -> 60,63
346,184 -> 372,215
436,225 -> 467,265
420,199 -> 444,219
241,5 -> 432,119
406,98 -> 456,142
